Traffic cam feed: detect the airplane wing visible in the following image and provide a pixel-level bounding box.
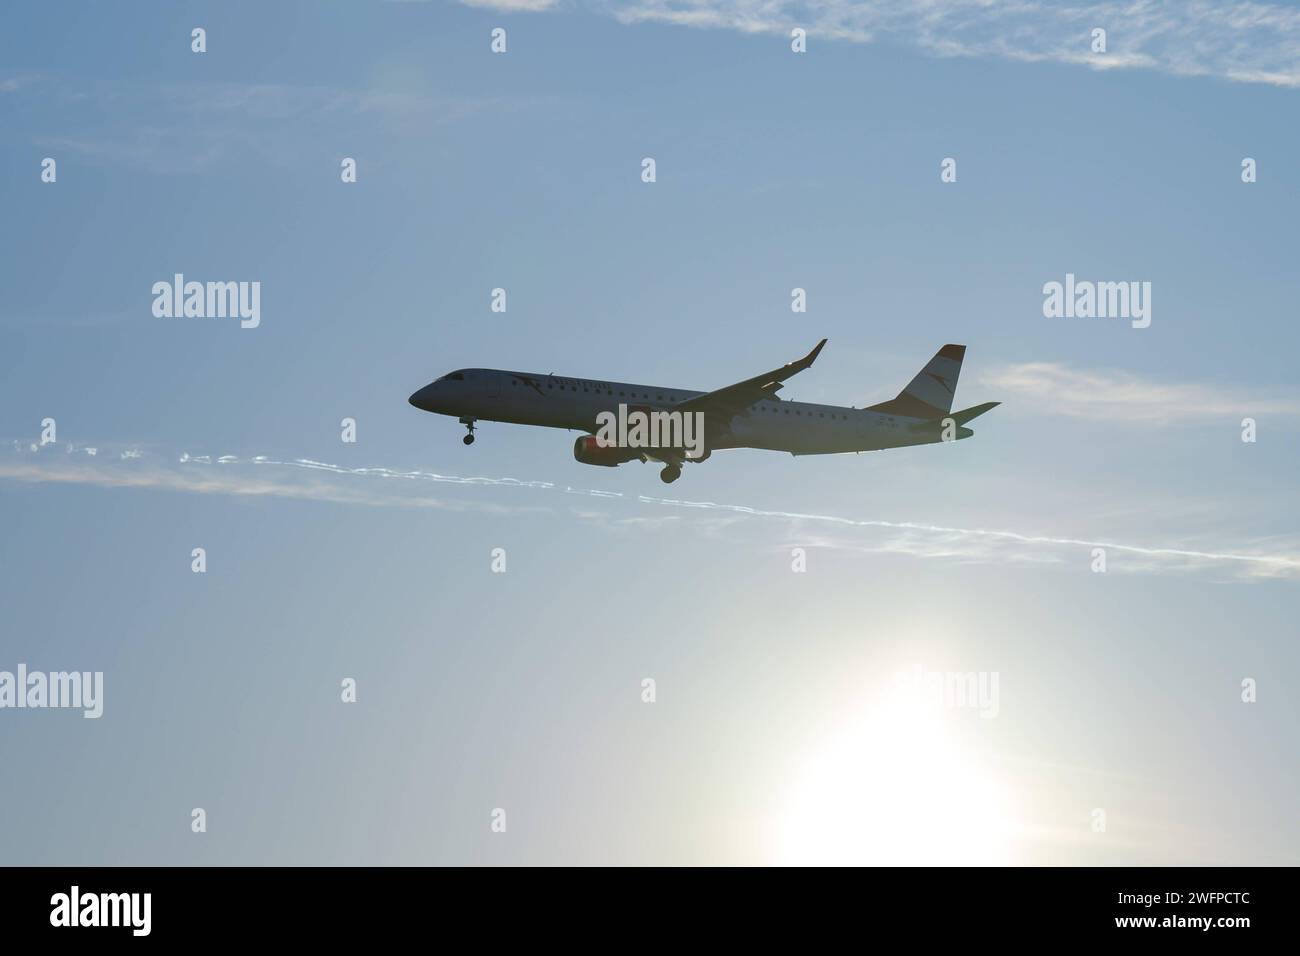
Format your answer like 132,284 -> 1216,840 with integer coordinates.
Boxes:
674,338 -> 827,423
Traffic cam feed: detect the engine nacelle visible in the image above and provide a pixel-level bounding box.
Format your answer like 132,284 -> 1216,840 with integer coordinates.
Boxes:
573,435 -> 640,467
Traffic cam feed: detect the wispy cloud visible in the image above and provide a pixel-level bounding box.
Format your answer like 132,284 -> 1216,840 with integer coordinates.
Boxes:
634,494 -> 1300,578
466,0 -> 1300,88
19,77 -> 535,174
0,74 -> 40,93
1,442 -> 547,515
983,362 -> 1300,424
5,440 -> 1299,580
458,0 -> 559,10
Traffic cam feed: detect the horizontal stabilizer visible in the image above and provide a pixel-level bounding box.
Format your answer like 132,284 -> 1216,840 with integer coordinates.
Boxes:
947,401 -> 1000,425
909,401 -> 1000,432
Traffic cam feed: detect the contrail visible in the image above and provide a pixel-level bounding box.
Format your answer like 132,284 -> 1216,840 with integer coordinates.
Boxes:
182,451 -> 557,489
5,441 -> 1298,579
632,494 -> 1300,573
193,450 -> 1300,577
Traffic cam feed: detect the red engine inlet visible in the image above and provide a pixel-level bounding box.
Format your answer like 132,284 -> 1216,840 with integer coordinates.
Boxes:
573,435 -> 638,467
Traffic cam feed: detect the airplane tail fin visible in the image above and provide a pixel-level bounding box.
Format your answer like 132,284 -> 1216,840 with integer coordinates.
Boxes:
866,344 -> 965,419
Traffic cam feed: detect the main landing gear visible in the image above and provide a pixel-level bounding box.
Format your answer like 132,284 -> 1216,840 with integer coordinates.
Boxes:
460,417 -> 477,445
659,464 -> 682,484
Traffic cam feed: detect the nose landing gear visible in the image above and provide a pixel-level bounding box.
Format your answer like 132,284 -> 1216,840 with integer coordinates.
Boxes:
460,417 -> 477,445
659,464 -> 682,484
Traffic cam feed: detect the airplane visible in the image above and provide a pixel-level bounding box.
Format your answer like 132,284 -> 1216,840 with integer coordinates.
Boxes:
407,340 -> 999,483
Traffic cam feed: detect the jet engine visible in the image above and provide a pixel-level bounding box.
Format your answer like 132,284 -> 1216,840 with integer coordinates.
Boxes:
573,435 -> 640,467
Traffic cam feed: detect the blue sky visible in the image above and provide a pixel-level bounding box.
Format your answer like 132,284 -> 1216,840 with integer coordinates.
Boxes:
1,1 -> 1297,864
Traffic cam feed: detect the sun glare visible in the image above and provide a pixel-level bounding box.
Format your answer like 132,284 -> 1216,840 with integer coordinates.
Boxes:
776,684 -> 1016,866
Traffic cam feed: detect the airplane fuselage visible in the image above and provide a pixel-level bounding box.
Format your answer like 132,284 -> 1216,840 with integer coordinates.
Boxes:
408,367 -> 968,457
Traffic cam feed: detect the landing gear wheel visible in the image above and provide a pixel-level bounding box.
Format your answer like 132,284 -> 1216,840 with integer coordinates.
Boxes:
660,464 -> 682,484
463,434 -> 475,445
459,417 -> 477,445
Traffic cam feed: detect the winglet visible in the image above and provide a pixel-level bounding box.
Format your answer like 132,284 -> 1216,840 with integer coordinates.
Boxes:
795,338 -> 827,371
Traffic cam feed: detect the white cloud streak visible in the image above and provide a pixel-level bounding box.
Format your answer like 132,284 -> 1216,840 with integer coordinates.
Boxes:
632,493 -> 1300,578
465,0 -> 1300,88
1,443 -> 547,515
983,362 -> 1300,424
21,78 -> 536,174
1,74 -> 40,93
5,440 -> 1299,580
459,0 -> 559,10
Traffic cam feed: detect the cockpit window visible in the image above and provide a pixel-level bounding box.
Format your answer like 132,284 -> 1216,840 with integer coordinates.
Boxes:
440,372 -> 465,382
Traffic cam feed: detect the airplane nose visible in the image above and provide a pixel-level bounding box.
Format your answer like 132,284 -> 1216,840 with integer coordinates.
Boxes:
408,384 -> 436,411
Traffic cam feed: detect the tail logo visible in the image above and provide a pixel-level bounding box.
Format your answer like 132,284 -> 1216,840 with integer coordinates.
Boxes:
926,372 -> 955,394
